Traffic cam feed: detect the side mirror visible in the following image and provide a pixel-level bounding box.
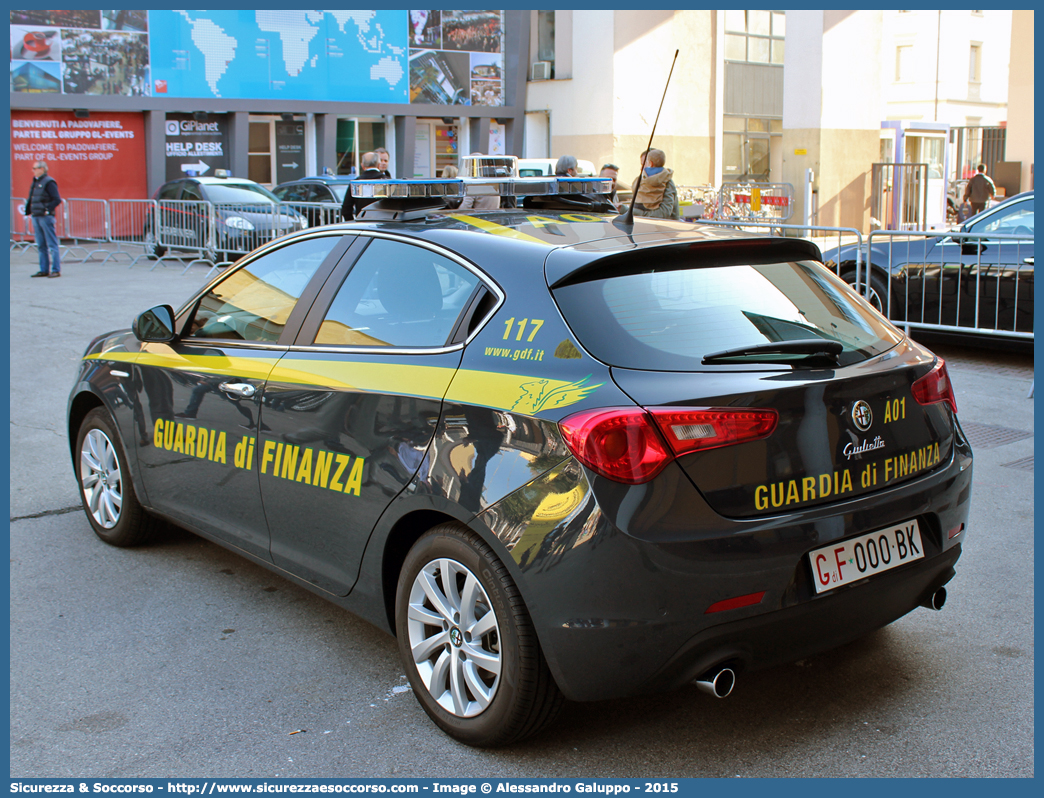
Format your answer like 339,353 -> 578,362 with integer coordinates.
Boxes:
133,305 -> 177,343
961,241 -> 985,256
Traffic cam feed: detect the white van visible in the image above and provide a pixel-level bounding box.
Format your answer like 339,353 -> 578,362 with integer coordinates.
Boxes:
516,158 -> 596,177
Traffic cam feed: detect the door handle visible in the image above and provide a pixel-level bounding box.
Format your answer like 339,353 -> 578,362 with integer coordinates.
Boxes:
219,382 -> 257,398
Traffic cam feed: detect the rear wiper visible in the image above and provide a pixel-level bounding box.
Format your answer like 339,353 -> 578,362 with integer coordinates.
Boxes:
702,339 -> 843,365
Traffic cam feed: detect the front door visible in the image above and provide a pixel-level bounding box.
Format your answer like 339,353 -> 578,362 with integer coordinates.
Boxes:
133,234 -> 346,557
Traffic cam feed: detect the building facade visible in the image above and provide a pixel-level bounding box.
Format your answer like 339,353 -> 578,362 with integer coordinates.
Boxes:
10,8 -> 1032,232
10,9 -> 529,198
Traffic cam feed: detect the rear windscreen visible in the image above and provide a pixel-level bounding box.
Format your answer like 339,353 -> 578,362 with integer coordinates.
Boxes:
552,260 -> 903,370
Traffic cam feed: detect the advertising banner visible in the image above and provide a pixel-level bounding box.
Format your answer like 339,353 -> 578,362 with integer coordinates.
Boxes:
10,110 -> 146,200
164,113 -> 230,181
274,121 -> 306,185
9,9 -> 506,105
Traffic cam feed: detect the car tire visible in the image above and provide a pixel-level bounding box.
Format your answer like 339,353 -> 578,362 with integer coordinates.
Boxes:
395,522 -> 564,747
75,407 -> 157,547
842,268 -> 893,317
143,226 -> 166,260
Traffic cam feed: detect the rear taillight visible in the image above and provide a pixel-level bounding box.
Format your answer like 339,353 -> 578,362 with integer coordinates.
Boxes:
911,359 -> 958,414
557,408 -> 673,484
648,407 -> 778,456
558,406 -> 778,485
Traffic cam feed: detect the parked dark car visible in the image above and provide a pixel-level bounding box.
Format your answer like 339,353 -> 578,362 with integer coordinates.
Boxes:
272,175 -> 355,227
145,174 -> 308,264
70,178 -> 972,747
825,191 -> 1033,344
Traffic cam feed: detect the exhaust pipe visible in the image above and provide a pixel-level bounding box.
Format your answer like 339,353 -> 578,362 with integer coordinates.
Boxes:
695,666 -> 736,699
921,586 -> 947,611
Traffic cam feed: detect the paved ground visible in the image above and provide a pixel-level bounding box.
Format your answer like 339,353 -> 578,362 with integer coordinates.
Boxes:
8,244 -> 1034,778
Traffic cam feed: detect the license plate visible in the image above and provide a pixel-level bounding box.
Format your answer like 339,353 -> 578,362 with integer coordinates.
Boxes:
809,519 -> 924,594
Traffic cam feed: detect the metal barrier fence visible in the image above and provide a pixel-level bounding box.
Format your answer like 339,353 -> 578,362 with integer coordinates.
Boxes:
10,198 -> 33,250
864,230 -> 1033,340
62,197 -> 111,262
150,200 -> 311,274
718,182 -> 795,223
108,199 -> 157,266
207,201 -> 310,259
153,199 -> 216,272
8,195 -> 1035,341
279,200 -> 343,228
703,220 -> 1033,342
10,196 -> 68,252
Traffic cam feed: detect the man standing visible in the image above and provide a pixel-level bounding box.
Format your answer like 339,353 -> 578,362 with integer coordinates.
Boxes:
341,151 -> 385,221
631,149 -> 680,219
963,163 -> 996,216
25,160 -> 62,277
374,147 -> 392,178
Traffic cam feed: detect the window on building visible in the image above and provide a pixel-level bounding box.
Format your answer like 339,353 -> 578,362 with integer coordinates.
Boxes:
724,10 -> 785,65
722,115 -> 780,182
968,43 -> 982,82
335,119 -> 386,176
248,121 -> 272,185
537,11 -> 555,69
895,45 -> 913,82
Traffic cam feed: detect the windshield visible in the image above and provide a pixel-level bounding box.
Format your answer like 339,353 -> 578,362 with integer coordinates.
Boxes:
553,259 -> 903,370
205,182 -> 280,204
329,184 -> 349,202
966,200 -> 1034,237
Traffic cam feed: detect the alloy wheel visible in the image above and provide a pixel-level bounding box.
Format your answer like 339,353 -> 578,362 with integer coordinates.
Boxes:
406,557 -> 502,717
79,428 -> 123,529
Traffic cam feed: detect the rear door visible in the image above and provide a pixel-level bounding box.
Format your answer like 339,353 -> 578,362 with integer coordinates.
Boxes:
258,233 -> 486,595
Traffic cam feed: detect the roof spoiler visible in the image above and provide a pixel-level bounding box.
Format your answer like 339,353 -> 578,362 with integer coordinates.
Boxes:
549,237 -> 826,288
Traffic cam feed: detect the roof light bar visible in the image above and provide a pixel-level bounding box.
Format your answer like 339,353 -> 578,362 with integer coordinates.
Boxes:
349,177 -> 613,199
350,179 -> 464,199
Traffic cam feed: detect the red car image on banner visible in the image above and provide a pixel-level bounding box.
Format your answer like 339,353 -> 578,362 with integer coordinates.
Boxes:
10,110 -> 147,238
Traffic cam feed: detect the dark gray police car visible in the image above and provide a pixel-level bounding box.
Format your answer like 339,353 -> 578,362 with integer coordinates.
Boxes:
68,177 -> 972,747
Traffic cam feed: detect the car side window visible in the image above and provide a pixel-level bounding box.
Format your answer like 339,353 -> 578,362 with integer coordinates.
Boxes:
181,182 -> 203,201
311,185 -> 334,203
186,236 -> 339,343
968,203 -> 1034,237
278,185 -> 307,202
313,238 -> 480,348
158,183 -> 182,201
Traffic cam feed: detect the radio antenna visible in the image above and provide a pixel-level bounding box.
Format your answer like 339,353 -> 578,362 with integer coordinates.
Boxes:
615,49 -> 679,229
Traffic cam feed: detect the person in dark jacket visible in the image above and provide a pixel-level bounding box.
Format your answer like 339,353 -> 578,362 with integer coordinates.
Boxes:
25,160 -> 62,277
341,151 -> 385,221
375,147 -> 392,178
963,163 -> 996,215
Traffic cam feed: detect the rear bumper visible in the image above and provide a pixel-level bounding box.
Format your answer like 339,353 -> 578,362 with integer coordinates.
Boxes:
479,436 -> 972,703
643,543 -> 959,695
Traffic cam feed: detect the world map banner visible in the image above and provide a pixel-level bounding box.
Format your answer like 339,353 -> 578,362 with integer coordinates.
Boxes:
9,9 -> 506,106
